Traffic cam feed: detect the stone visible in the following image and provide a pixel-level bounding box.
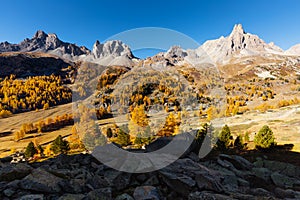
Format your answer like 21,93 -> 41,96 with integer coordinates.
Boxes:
3,188 -> 15,197
252,167 -> 272,182
135,174 -> 148,183
188,191 -> 235,200
237,178 -> 250,187
18,194 -> 44,200
58,193 -> 85,200
143,175 -> 160,186
87,187 -> 112,200
133,186 -> 161,200
274,187 -> 296,199
251,188 -> 272,197
195,172 -> 224,193
253,157 -> 264,168
271,172 -> 300,189
222,173 -> 239,192
19,167 -> 63,193
187,152 -> 201,162
115,193 -> 134,200
58,178 -> 87,194
159,171 -> 196,196
0,163 -> 32,181
87,175 -> 111,189
230,193 -> 255,200
284,164 -> 300,178
264,160 -> 287,172
218,154 -> 253,170
104,170 -> 131,190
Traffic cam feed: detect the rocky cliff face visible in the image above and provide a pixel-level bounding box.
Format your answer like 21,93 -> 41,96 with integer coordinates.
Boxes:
85,40 -> 136,67
1,151 -> 300,199
0,30 -> 90,59
0,31 -> 137,67
92,40 -> 133,59
200,24 -> 283,64
157,24 -> 288,67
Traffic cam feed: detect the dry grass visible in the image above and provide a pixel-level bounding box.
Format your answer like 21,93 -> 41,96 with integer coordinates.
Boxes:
0,103 -> 72,157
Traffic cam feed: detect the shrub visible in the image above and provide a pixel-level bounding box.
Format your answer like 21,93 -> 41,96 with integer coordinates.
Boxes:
254,125 -> 276,149
115,129 -> 130,146
0,110 -> 13,118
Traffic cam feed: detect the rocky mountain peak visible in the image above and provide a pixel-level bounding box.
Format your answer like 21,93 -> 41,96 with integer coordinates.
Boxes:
0,30 -> 91,58
200,24 -> 284,64
34,30 -> 47,39
92,40 -> 133,59
230,24 -> 246,35
165,46 -> 188,58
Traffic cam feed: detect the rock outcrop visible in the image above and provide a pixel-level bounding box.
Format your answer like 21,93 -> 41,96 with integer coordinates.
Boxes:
200,24 -> 284,64
0,31 -> 137,67
83,40 -> 136,67
1,152 -> 300,199
149,24 -> 288,67
0,30 -> 90,60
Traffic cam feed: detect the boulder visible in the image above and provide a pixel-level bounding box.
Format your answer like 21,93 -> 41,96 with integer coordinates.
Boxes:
189,191 -> 234,200
18,194 -> 44,200
218,154 -> 253,170
0,163 -> 32,181
115,193 -> 134,200
195,172 -> 224,193
159,170 -> 196,196
252,167 -> 272,182
104,170 -> 131,190
19,167 -> 63,193
87,187 -> 112,200
58,194 -> 85,200
271,172 -> 300,189
133,186 -> 161,200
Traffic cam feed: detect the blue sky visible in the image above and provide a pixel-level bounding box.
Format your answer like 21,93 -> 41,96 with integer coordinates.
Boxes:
1,0 -> 300,57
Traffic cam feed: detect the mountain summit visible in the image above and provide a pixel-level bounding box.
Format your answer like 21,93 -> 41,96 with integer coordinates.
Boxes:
0,31 -> 136,67
0,30 -> 90,59
200,24 -> 283,63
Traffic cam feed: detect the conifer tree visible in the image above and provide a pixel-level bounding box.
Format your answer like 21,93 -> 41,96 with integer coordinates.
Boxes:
216,125 -> 232,151
25,141 -> 38,158
254,125 -> 276,149
51,135 -> 70,154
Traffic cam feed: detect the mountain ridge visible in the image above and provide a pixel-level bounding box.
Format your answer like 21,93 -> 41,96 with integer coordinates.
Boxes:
1,25 -> 300,68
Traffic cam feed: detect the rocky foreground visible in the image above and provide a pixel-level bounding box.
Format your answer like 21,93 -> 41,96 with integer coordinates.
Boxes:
0,151 -> 300,200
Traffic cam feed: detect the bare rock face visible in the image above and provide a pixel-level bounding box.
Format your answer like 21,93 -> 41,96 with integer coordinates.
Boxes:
285,44 -> 300,55
0,30 -> 90,59
92,40 -> 133,59
86,40 -> 136,67
201,24 -> 283,63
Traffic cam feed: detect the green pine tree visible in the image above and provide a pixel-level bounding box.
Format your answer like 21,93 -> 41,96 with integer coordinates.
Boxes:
25,141 -> 38,158
254,125 -> 276,149
51,135 -> 70,154
234,135 -> 245,150
216,125 -> 232,151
